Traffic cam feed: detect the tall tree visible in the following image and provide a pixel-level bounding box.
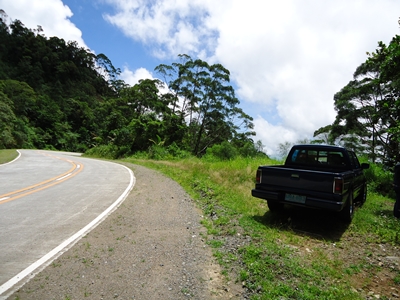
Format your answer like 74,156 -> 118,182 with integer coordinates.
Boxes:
155,55 -> 255,156
316,35 -> 400,165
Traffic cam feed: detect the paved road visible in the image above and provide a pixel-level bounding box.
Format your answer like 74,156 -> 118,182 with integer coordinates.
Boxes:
0,150 -> 134,294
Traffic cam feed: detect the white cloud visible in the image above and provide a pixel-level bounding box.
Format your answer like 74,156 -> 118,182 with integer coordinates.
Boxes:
102,0 -> 217,59
254,116 -> 298,157
0,0 -> 87,48
120,67 -> 154,86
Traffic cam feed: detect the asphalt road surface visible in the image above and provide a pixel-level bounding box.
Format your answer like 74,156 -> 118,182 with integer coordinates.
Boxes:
0,150 -> 134,295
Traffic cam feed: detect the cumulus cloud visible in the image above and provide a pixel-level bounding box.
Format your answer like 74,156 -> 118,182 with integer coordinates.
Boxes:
120,67 -> 154,86
253,116 -> 298,157
0,0 -> 87,48
102,0 -> 218,59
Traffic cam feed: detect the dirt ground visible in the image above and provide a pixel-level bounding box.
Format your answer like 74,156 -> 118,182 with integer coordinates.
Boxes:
7,163 -> 243,300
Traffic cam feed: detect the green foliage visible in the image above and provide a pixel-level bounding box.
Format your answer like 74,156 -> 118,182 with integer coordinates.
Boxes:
155,54 -> 255,156
205,141 -> 239,160
164,142 -> 191,159
0,90 -> 17,148
84,144 -> 120,159
363,160 -> 395,198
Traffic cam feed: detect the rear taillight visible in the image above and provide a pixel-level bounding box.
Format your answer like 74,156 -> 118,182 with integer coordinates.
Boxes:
255,169 -> 261,183
333,177 -> 343,194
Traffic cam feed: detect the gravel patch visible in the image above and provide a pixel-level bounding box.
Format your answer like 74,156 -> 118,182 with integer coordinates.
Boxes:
8,163 -> 243,300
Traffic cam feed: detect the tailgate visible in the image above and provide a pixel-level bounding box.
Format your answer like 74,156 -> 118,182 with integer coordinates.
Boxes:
260,166 -> 338,194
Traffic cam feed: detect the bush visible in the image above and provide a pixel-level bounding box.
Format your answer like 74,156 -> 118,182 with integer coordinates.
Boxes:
364,162 -> 395,198
136,143 -> 191,160
84,144 -> 119,159
205,141 -> 238,160
236,141 -> 268,158
166,142 -> 191,159
148,144 -> 169,160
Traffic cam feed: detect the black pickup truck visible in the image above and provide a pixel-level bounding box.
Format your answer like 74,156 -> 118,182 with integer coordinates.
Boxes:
251,145 -> 369,221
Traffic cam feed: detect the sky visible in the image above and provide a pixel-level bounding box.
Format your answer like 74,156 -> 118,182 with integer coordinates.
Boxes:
1,0 -> 399,156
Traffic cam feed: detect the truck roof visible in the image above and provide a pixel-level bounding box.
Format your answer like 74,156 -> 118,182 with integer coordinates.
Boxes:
291,144 -> 346,150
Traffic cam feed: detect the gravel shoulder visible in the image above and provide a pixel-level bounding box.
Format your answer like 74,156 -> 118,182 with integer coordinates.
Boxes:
8,163 -> 243,300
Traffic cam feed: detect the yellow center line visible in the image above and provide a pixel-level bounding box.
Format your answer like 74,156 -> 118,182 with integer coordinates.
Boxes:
0,152 -> 85,205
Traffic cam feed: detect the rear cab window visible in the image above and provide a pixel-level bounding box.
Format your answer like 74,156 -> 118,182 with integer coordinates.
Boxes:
288,147 -> 348,168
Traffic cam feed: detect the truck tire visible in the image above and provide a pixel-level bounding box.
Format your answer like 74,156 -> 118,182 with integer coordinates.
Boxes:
340,193 -> 354,222
356,184 -> 367,206
267,200 -> 284,212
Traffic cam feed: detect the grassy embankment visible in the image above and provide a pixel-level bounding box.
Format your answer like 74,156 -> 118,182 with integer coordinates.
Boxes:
122,155 -> 400,300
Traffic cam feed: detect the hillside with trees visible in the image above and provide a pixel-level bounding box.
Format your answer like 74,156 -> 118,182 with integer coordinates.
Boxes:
0,10 -> 260,158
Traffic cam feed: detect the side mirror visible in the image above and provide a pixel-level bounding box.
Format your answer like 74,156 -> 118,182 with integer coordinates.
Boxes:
361,163 -> 370,170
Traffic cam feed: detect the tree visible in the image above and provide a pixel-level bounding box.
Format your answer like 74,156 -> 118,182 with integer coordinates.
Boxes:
277,141 -> 292,159
316,35 -> 400,165
155,55 -> 255,156
0,90 -> 17,148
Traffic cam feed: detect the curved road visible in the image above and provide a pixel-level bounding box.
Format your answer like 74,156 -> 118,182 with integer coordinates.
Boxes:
0,150 -> 134,296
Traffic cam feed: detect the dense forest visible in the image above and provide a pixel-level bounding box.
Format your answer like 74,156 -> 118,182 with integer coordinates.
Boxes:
0,10 -> 261,159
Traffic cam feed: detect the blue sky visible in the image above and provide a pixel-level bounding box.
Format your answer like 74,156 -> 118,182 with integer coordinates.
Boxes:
1,0 -> 399,156
63,0 -> 159,72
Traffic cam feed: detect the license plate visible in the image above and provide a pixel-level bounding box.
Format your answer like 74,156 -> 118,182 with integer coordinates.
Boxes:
285,193 -> 306,204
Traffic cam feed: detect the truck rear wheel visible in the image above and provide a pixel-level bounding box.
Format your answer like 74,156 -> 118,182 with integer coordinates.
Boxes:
267,200 -> 284,212
340,193 -> 354,222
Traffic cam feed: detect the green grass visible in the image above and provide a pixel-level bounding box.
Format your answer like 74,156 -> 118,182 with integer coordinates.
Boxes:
0,149 -> 19,164
351,193 -> 399,243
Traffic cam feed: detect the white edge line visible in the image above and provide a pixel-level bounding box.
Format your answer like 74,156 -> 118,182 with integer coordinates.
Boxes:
0,150 -> 22,167
0,163 -> 135,298
56,173 -> 72,181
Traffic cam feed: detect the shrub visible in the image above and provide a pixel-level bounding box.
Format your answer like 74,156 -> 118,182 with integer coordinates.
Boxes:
205,141 -> 238,160
166,142 -> 191,159
145,143 -> 191,160
237,141 -> 264,158
84,144 -> 119,159
364,162 -> 395,198
148,144 -> 169,160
